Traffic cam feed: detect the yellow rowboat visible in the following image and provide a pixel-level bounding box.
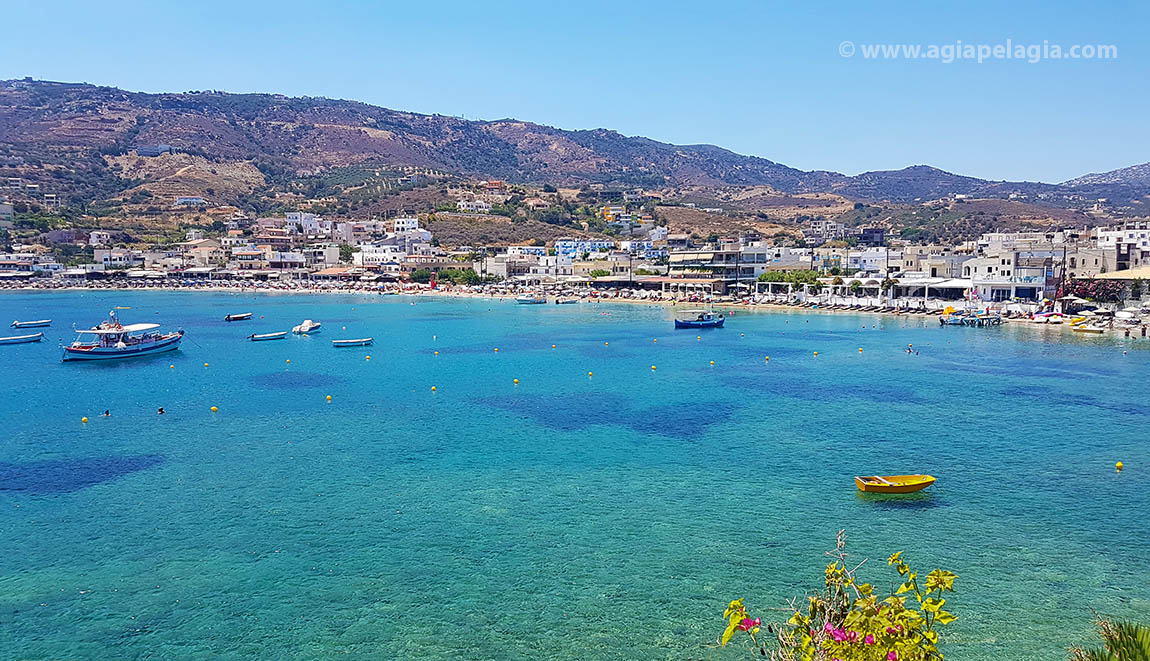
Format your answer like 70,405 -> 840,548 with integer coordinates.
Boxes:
855,474 -> 936,494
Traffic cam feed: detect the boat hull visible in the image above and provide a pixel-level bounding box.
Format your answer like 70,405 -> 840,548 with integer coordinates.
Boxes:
12,320 -> 51,328
250,332 -> 287,341
855,474 -> 936,494
225,313 -> 253,321
62,335 -> 182,361
0,332 -> 43,345
333,338 -> 373,347
516,298 -> 546,304
675,318 -> 724,329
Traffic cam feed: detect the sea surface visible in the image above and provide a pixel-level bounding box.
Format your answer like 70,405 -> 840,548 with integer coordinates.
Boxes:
1,291 -> 1148,660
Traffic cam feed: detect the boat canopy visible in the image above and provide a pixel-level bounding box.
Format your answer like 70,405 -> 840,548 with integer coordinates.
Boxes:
76,323 -> 161,334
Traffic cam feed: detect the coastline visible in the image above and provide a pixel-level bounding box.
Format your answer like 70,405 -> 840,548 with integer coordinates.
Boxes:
5,282 -> 1145,340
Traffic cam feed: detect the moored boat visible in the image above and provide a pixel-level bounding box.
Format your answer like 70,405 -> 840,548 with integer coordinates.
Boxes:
854,474 -> 936,494
554,297 -> 579,305
332,337 -> 373,347
1071,324 -> 1106,334
62,311 -> 183,361
225,312 -> 253,322
249,331 -> 288,341
0,332 -> 44,345
674,310 -> 725,329
516,294 -> 547,304
292,319 -> 322,334
11,319 -> 51,328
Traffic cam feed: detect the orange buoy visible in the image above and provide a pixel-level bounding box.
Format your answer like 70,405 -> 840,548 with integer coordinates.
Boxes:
513,379 -> 519,385
211,406 -> 219,412
588,371 -> 593,377
81,417 -> 88,424
431,386 -> 437,392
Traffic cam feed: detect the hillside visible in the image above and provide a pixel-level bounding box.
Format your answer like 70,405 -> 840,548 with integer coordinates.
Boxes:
1064,162 -> 1150,187
4,78 -> 1148,212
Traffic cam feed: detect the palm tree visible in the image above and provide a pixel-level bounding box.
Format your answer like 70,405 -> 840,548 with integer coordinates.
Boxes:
1070,618 -> 1150,660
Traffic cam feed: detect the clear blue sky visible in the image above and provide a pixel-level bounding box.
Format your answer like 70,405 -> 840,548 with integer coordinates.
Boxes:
2,0 -> 1144,183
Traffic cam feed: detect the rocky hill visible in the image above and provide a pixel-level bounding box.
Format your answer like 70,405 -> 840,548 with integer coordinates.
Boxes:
1063,162 -> 1150,187
1,78 -> 1146,212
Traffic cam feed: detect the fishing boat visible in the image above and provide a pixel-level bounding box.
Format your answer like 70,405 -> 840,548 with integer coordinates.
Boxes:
332,337 -> 373,347
554,297 -> 579,305
674,310 -> 725,329
854,474 -> 936,494
248,331 -> 287,341
1071,324 -> 1106,334
0,332 -> 43,345
291,319 -> 322,334
516,294 -> 547,304
62,311 -> 183,361
225,312 -> 253,322
11,319 -> 51,328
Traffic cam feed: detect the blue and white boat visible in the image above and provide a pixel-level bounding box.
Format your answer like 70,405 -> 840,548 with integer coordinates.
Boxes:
515,294 -> 547,304
62,311 -> 183,361
674,310 -> 725,329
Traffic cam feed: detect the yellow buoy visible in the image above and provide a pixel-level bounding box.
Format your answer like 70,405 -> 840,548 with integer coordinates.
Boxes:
696,336 -> 701,340
710,360 -> 715,365
813,351 -> 818,357
651,365 -> 657,371
431,386 -> 437,392
588,371 -> 593,377
203,362 -> 209,367
365,355 -> 371,360
325,395 -> 332,402
513,379 -> 519,385
286,359 -> 291,364
81,417 -> 88,424
765,356 -> 770,362
1116,461 -> 1124,472
494,348 -> 499,352
859,348 -> 863,353
211,406 -> 218,412
434,351 -> 439,356
653,338 -> 657,343
604,342 -> 608,346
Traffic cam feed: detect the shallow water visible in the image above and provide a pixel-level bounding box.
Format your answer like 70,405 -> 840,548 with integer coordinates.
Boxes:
1,291 -> 1147,659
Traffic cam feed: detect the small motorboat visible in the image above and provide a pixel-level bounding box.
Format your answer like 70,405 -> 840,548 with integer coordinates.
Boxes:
332,337 -> 373,347
11,319 -> 51,328
249,331 -> 288,341
855,474 -> 936,494
292,320 -> 322,334
516,294 -> 547,304
0,332 -> 44,345
225,312 -> 253,322
554,298 -> 579,305
1071,324 -> 1106,334
674,310 -> 725,329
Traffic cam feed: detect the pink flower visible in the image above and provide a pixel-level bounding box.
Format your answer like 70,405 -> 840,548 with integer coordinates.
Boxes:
831,628 -> 847,642
738,618 -> 754,631
887,652 -> 898,661
824,622 -> 835,633
864,634 -> 876,645
845,630 -> 859,643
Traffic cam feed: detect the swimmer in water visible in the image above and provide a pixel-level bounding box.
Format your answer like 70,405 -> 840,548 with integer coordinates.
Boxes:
102,410 -> 110,417
157,407 -> 165,415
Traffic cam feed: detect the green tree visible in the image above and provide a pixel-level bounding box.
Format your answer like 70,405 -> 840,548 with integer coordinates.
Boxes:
1130,278 -> 1145,300
339,244 -> 356,263
1070,619 -> 1150,661
849,280 -> 863,295
410,268 -> 432,283
589,269 -> 611,278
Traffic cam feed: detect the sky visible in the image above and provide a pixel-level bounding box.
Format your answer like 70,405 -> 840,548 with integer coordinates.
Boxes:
1,0 -> 1145,183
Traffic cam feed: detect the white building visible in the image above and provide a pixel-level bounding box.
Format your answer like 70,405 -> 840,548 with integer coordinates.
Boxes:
89,230 -> 113,247
185,229 -> 205,241
457,200 -> 492,214
392,216 -> 420,233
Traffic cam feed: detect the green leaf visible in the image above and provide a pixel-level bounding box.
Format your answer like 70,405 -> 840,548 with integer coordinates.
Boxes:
936,610 -> 957,625
721,619 -> 739,647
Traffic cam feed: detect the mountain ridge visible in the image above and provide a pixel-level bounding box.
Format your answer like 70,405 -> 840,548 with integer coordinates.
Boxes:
0,78 -> 1145,207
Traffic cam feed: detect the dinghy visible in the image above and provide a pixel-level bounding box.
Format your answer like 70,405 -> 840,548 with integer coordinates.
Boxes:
225,312 -> 253,322
249,331 -> 287,341
0,332 -> 44,345
11,319 -> 51,328
854,474 -> 936,494
332,337 -> 373,347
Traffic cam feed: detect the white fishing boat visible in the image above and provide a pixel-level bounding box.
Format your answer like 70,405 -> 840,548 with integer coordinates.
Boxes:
0,332 -> 43,345
554,297 -> 579,305
11,319 -> 51,328
249,331 -> 288,341
292,319 -> 322,334
332,337 -> 373,347
62,311 -> 183,361
225,312 -> 253,322
515,294 -> 547,304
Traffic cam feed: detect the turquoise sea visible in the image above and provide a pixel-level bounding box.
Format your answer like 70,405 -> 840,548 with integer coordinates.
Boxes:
1,291 -> 1148,660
